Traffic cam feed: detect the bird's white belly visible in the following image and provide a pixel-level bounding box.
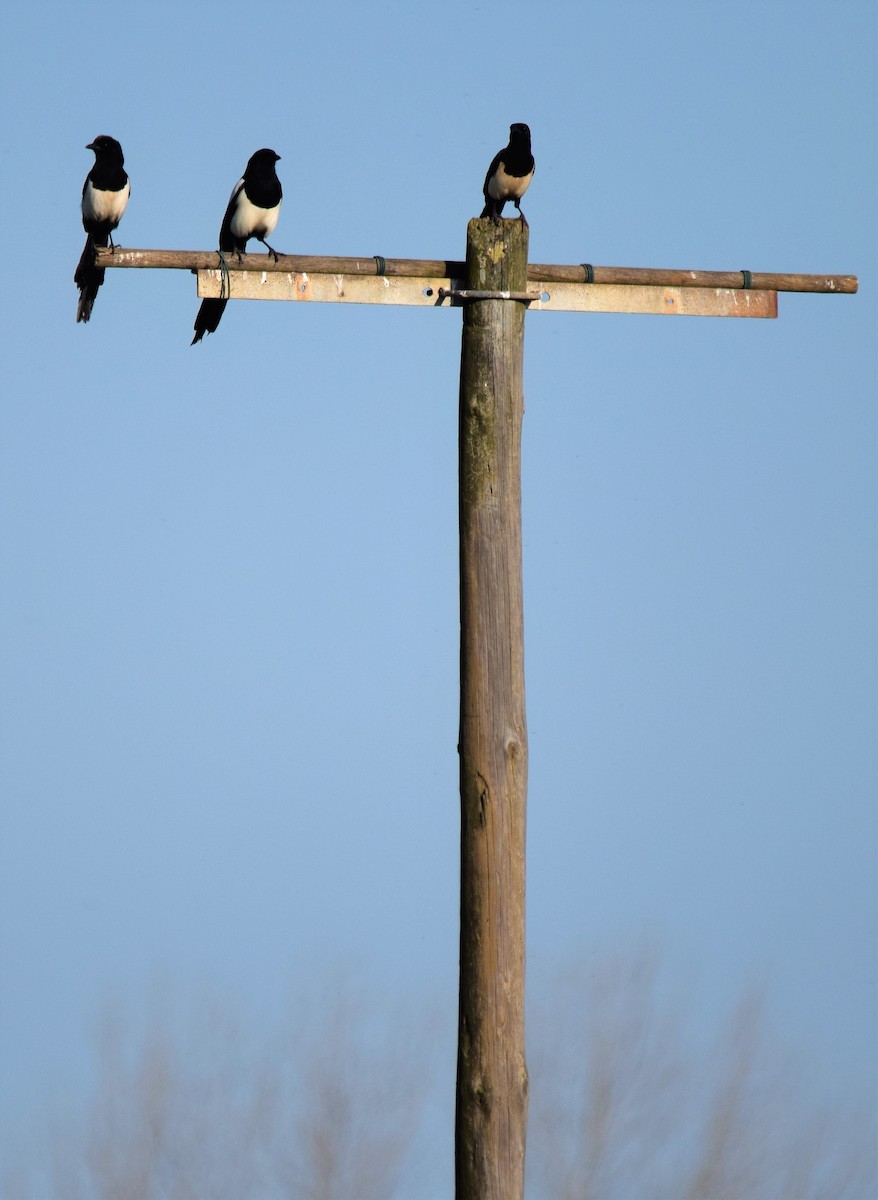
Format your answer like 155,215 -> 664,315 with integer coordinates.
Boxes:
488,162 -> 533,202
82,179 -> 130,224
231,192 -> 280,241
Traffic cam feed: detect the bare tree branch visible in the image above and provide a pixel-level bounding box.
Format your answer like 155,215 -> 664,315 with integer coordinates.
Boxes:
5,957 -> 873,1200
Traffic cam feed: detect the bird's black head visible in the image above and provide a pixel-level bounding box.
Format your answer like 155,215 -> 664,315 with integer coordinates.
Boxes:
247,148 -> 281,170
509,123 -> 531,145
86,135 -> 124,163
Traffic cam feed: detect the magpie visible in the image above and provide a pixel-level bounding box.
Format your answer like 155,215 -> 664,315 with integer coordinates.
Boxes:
192,148 -> 283,345
481,123 -> 534,225
75,135 -> 130,323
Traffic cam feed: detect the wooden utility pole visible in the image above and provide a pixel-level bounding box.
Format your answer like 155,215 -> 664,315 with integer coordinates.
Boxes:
95,239 -> 855,1200
456,219 -> 530,1200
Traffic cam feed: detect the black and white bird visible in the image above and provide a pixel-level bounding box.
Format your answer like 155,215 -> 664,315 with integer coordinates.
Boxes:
192,148 -> 283,345
481,123 -> 534,225
75,135 -> 130,323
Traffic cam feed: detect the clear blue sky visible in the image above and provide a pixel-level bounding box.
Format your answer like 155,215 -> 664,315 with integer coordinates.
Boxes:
1,0 -> 875,1183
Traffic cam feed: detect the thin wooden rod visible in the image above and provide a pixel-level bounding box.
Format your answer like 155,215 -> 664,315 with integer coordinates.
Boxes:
531,264 -> 858,294
96,248 -> 466,279
94,247 -> 858,295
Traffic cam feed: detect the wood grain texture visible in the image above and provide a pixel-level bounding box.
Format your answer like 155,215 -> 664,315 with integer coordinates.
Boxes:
456,218 -> 529,1200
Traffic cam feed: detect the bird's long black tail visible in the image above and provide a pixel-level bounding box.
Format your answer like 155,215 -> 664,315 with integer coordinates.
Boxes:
191,299 -> 228,345
75,236 -> 106,323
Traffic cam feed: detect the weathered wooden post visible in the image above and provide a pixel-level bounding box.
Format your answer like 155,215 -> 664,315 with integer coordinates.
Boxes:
94,238 -> 855,1199
455,217 -> 530,1200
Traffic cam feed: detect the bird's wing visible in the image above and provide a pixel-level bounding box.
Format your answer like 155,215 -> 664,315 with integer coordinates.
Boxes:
218,177 -> 246,250
482,150 -> 504,197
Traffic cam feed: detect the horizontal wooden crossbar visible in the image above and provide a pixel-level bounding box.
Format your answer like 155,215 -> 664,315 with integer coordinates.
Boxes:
194,269 -> 778,318
94,248 -> 857,295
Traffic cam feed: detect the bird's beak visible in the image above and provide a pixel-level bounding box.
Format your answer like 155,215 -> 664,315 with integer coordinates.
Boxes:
85,142 -> 95,151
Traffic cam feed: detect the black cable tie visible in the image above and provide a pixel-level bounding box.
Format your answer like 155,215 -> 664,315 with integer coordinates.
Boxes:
374,255 -> 387,276
741,269 -> 753,290
582,263 -> 595,284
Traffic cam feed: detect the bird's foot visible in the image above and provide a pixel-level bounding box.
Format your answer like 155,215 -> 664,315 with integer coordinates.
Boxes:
263,241 -> 280,263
